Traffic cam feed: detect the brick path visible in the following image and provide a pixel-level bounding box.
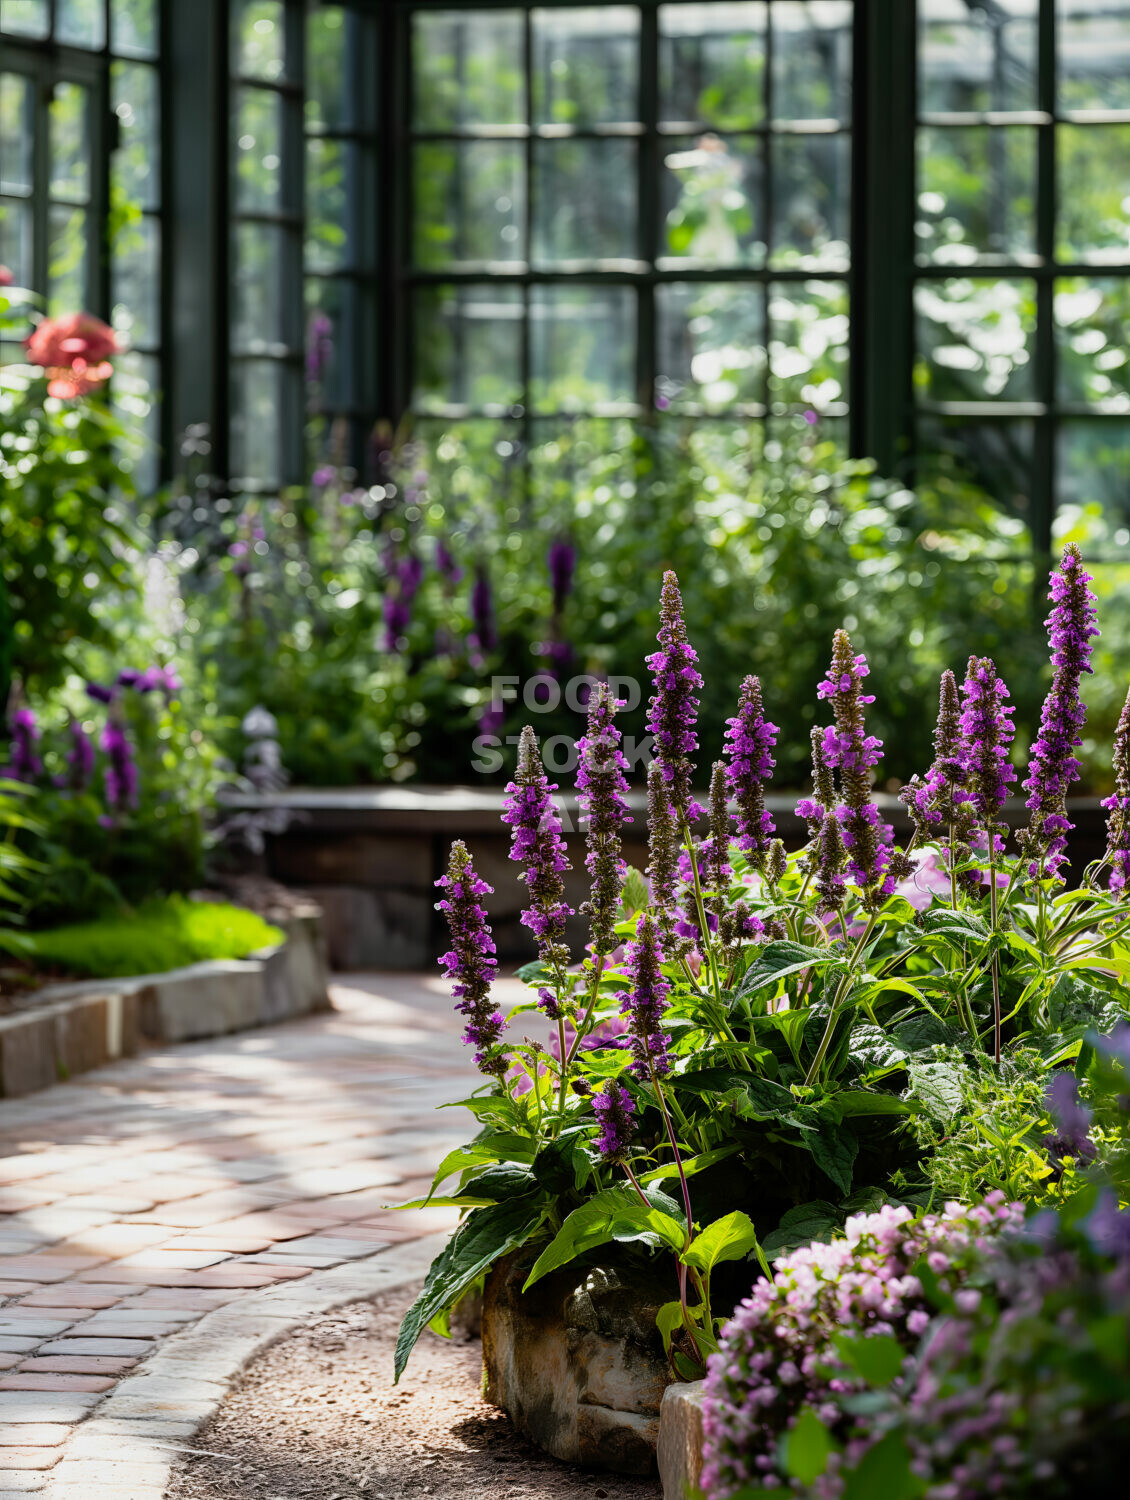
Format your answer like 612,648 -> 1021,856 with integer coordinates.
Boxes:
0,973 -> 521,1496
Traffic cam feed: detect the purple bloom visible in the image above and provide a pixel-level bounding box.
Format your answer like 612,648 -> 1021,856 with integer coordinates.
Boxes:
470,567 -> 497,653
1085,1188 -> 1130,1258
478,703 -> 505,738
306,310 -> 333,385
819,630 -> 893,902
646,571 -> 702,822
575,683 -> 632,957
1019,545 -> 1099,880
592,1079 -> 635,1163
646,756 -> 679,927
7,708 -> 41,782
701,762 -> 732,918
436,841 -> 506,1077
815,810 -> 847,914
502,725 -> 573,976
618,911 -> 671,1079
101,720 -> 139,811
1043,1071 -> 1095,1159
84,681 -> 116,705
435,539 -> 463,585
797,726 -> 836,853
1102,687 -> 1130,892
383,593 -> 411,650
724,675 -> 778,870
960,656 -> 1016,861
312,465 -> 336,490
117,668 -> 142,687
66,720 -> 95,791
547,538 -> 576,614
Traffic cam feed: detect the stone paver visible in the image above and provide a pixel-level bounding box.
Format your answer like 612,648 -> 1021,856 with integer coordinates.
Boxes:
0,973 -> 521,1496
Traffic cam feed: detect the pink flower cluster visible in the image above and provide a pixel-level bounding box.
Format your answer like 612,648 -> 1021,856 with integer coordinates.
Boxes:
700,1196 -> 1023,1498
25,312 -> 120,399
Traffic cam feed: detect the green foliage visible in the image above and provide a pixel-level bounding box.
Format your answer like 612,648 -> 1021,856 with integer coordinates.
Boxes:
23,896 -> 283,979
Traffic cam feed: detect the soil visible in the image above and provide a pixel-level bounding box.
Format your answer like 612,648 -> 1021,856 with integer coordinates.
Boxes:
166,1282 -> 665,1500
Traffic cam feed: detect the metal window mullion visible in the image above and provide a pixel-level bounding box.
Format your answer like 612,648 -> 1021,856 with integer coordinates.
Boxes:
1032,0 -> 1057,559
30,51 -> 51,296
763,2 -> 775,416
636,2 -> 658,416
274,0 -> 306,489
521,7 -> 533,461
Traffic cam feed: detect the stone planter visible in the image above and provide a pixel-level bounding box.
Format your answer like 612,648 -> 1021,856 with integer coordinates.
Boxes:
658,1380 -> 707,1500
481,1252 -> 673,1476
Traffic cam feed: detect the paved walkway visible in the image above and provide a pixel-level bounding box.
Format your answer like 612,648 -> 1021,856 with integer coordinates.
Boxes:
0,974 -> 522,1497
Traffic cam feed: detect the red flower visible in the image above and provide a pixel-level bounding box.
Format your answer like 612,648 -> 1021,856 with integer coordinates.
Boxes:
0,265 -> 14,287
25,312 -> 120,399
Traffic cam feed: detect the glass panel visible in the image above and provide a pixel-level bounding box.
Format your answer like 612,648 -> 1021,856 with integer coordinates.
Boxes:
768,279 -> 849,410
770,133 -> 851,269
917,126 -> 1037,263
530,284 -> 636,411
1058,125 -> 1130,264
917,416 -> 1034,522
1,75 -> 33,196
655,281 -> 766,410
1055,277 -> 1130,408
532,139 -> 637,264
0,201 -> 32,288
233,0 -> 287,82
661,133 -> 765,266
231,359 -> 281,486
112,213 -> 160,347
112,0 -> 159,59
51,84 -> 91,204
771,1 -> 852,123
233,221 -> 283,351
413,284 -> 523,412
307,5 -> 348,133
57,0 -> 106,49
113,350 -> 160,494
235,87 -> 282,213
306,136 -> 347,273
48,204 -> 88,313
1058,420 -> 1130,529
1059,0 -> 1130,112
305,275 -> 349,408
918,0 -> 1038,114
413,9 -> 525,131
914,277 -> 1037,401
659,2 -> 767,129
532,6 -> 640,127
413,141 -> 525,267
0,2 -> 49,39
113,62 -> 160,213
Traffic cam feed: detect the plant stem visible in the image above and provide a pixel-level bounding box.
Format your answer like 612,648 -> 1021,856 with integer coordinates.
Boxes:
803,911 -> 878,1086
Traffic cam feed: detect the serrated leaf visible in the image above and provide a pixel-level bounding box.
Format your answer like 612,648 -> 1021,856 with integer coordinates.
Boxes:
514,960 -> 554,985
762,1200 -> 840,1256
921,908 -> 989,943
738,940 -> 846,994
522,1185 -> 686,1291
906,1059 -> 967,1123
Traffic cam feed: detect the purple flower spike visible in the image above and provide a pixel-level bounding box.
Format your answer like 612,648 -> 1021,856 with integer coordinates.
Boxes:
101,720 -> 139,811
797,726 -> 836,856
619,911 -> 671,1079
1020,544 -> 1099,880
647,756 -> 679,926
435,539 -> 463,585
646,572 -> 702,822
1043,1071 -> 1096,1161
724,675 -> 778,871
436,841 -> 506,1077
592,1079 -> 635,1163
85,681 -> 116,705
960,656 -> 1016,861
819,630 -> 892,903
502,725 -> 573,975
470,567 -> 497,653
1102,686 -> 1130,892
7,708 -> 42,782
701,762 -> 732,917
547,538 -> 577,614
576,683 -> 632,957
66,720 -> 95,791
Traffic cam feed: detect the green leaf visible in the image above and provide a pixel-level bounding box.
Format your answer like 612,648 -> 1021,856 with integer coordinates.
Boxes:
683,1211 -> 763,1275
891,1016 -> 962,1054
532,1131 -> 592,1196
906,1059 -> 967,1124
639,1145 -> 740,1184
841,1430 -> 926,1500
515,960 -> 554,985
522,1186 -> 686,1292
781,1407 -> 836,1484
762,1200 -> 840,1256
673,1067 -> 797,1121
620,865 -> 649,916
809,1124 -> 858,1195
921,908 -> 989,943
394,1196 -> 545,1380
739,940 -> 846,995
832,1332 -> 905,1387
656,1299 -> 685,1354
833,1089 -> 912,1117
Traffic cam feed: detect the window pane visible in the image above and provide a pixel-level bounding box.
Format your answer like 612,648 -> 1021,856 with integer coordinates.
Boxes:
659,3 -> 767,129
51,84 -> 91,204
113,350 -> 160,494
233,1 -> 288,82
413,10 -> 525,131
112,0 -> 159,59
1058,125 -> 1130,264
531,285 -> 636,411
306,136 -> 347,273
1,75 -> 33,196
1055,278 -> 1130,408
532,6 -> 640,127
918,0 -> 1038,114
0,201 -> 32,288
0,2 -> 49,40
413,142 -> 525,268
768,280 -> 849,410
233,221 -> 283,351
914,277 -> 1036,401
235,87 -> 282,213
113,213 -> 160,347
57,0 -> 106,49
771,133 -> 851,269
231,359 -> 281,486
1057,420 -> 1130,529
917,126 -> 1037,263
532,139 -> 637,264
1059,0 -> 1130,111
917,417 -> 1035,522
113,62 -> 160,213
307,5 -> 348,133
48,204 -> 88,313
656,281 -> 766,410
772,1 -> 852,123
413,284 -> 523,412
661,134 -> 765,267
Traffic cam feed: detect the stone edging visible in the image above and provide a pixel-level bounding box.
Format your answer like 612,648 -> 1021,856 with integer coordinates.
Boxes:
44,1232 -> 448,1499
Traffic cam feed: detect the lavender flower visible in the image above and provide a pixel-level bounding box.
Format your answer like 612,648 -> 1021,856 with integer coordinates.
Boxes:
435,539 -> 463,585
1043,1071 -> 1095,1161
646,756 -> 679,922
470,567 -> 497,653
84,681 -> 116,705
646,571 -> 702,821
592,1079 -> 635,1163
436,841 -> 506,1077
796,726 -> 835,855
547,538 -> 576,614
815,810 -> 847,914
66,720 -> 95,791
960,656 -> 1016,860
701,762 -> 732,919
306,310 -> 333,385
724,675 -> 778,870
502,726 -> 572,976
575,683 -> 631,957
618,911 -> 671,1079
101,720 -> 139,811
1102,686 -> 1130,892
901,670 -> 969,838
818,630 -> 892,903
7,708 -> 41,782
1019,544 -> 1099,880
